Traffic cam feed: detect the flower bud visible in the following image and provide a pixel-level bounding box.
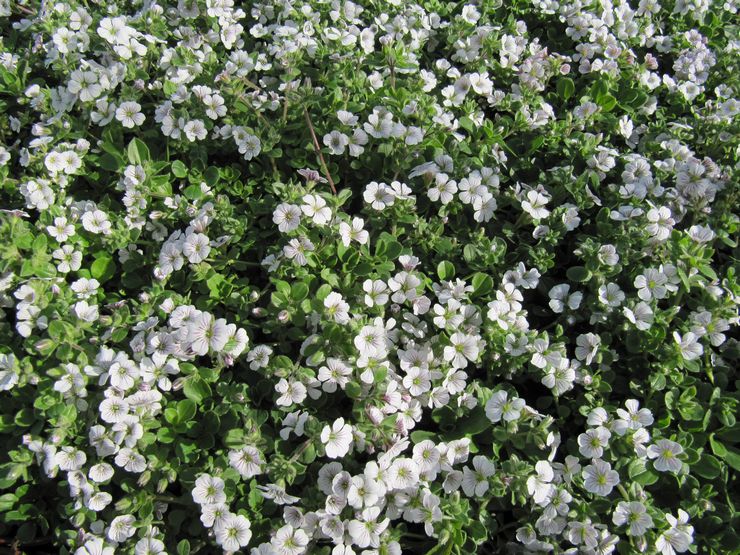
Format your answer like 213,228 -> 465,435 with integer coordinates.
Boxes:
278,310 -> 290,324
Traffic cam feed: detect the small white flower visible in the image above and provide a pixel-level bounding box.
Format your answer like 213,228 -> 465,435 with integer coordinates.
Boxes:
582,459 -> 620,496
339,217 -> 369,247
461,455 -> 495,496
192,474 -> 226,505
115,101 -> 145,128
271,524 -> 309,555
81,210 -> 112,235
301,194 -> 332,226
215,513 -> 252,551
324,291 -> 350,324
229,446 -> 264,478
321,417 -> 353,459
107,514 -> 136,543
323,130 -> 349,155
182,232 -> 211,263
521,190 -> 550,219
673,331 -> 703,361
485,390 -> 525,423
577,426 -> 612,459
275,378 -> 307,407
612,501 -> 654,536
273,203 -> 302,232
647,439 -> 684,472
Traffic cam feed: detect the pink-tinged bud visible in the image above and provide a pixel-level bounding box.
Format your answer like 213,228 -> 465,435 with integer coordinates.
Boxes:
278,310 -> 290,324
251,307 -> 266,317
560,64 -> 571,75
51,283 -> 62,295
223,354 -> 234,367
367,407 -> 384,425
172,377 -> 186,391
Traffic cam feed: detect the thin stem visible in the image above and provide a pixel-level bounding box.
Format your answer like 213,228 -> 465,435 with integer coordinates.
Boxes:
303,107 -> 337,195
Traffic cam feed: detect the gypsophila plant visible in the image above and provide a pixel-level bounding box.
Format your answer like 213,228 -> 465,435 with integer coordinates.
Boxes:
0,0 -> 738,554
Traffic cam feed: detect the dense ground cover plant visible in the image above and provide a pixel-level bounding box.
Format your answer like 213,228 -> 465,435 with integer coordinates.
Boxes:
0,0 -> 738,553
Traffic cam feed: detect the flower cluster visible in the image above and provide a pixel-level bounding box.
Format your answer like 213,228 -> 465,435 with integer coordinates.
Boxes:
0,0 -> 737,554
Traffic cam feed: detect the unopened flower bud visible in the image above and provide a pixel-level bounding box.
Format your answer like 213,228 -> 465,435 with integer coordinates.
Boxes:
172,377 -> 186,391
278,310 -> 290,324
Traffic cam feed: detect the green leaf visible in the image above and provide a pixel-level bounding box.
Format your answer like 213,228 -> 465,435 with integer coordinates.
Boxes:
437,261 -> 455,280
172,160 -> 188,178
556,77 -> 575,100
177,399 -> 197,423
693,454 -> 722,479
291,282 -> 309,302
183,377 -> 212,404
91,256 -> 115,283
316,284 -> 333,301
566,266 -> 591,282
127,138 -> 150,165
471,273 -> 493,296
345,381 -> 362,399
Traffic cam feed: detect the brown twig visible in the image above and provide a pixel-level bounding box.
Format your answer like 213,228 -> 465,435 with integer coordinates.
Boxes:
303,108 -> 337,195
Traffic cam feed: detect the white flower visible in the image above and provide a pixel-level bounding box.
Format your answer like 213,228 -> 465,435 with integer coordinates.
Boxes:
575,333 -> 601,365
347,506 -> 389,548
634,269 -> 668,301
526,461 -> 554,505
461,455 -> 495,496
247,345 -> 273,370
362,279 -> 388,307
134,537 -> 166,555
318,358 -> 352,392
187,312 -> 229,355
323,130 -> 349,155
271,524 -> 309,555
192,474 -> 226,505
89,462 -> 114,483
443,332 -> 480,368
87,492 -> 113,512
354,325 -> 388,358
427,173 -> 458,204
577,426 -> 612,459
273,203 -> 302,232
613,399 -> 654,435
655,509 -> 693,555
339,217 -> 368,247
283,237 -> 314,266
55,446 -> 86,471
612,501 -> 653,536
184,119 -> 207,141
321,417 -> 353,459
521,190 -> 550,219
74,300 -> 99,322
107,514 -> 136,543
301,194 -> 332,226
115,101 -> 145,128
623,302 -> 654,330
363,181 -> 395,210
582,459 -> 620,496
275,379 -> 307,407
99,397 -> 130,423
647,439 -> 684,472
182,232 -> 211,263
229,446 -> 264,478
485,390 -> 525,423
324,292 -> 350,324
387,458 -> 420,490
81,210 -> 112,235
673,331 -> 703,361
215,513 -> 252,551
114,447 -> 146,473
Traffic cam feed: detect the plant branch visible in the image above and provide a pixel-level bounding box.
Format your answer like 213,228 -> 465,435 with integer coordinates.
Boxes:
303,107 -> 337,195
